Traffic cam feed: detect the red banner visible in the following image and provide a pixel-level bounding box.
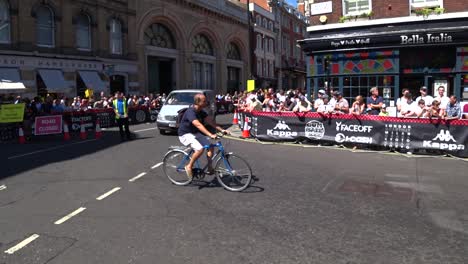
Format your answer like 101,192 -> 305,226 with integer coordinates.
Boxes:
34,115 -> 63,136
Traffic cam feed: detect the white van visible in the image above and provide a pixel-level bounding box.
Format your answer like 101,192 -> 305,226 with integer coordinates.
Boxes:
156,89 -> 216,134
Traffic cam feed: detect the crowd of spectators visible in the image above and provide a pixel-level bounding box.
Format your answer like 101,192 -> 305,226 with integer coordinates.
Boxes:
0,92 -> 168,115
236,86 -> 468,120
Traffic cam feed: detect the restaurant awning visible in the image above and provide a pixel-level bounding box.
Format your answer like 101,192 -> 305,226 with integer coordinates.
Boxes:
78,71 -> 107,92
38,69 -> 71,92
0,68 -> 26,93
299,19 -> 468,54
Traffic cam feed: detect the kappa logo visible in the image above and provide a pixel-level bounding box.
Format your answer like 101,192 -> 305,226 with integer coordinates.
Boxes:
267,120 -> 297,138
432,130 -> 456,142
273,120 -> 291,130
423,129 -> 464,151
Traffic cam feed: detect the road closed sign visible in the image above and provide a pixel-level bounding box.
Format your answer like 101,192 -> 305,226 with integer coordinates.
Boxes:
34,115 -> 63,135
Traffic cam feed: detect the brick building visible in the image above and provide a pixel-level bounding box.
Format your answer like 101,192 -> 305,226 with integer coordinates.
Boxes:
0,0 -> 138,98
298,0 -> 468,103
135,0 -> 249,95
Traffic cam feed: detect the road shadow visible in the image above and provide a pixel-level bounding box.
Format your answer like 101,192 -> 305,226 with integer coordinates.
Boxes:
0,130 -> 151,182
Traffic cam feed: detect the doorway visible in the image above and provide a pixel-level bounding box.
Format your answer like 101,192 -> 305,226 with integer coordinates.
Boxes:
147,56 -> 174,95
400,74 -> 453,98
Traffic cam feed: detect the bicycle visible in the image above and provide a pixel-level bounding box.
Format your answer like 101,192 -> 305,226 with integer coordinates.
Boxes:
162,133 -> 253,192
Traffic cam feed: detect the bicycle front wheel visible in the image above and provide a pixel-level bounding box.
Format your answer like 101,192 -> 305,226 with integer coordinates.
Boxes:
215,153 -> 252,192
163,150 -> 192,186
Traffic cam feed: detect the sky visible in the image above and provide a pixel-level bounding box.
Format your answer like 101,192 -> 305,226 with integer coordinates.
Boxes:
285,0 -> 297,7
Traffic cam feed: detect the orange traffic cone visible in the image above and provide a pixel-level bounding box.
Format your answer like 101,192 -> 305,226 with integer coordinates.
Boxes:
232,108 -> 239,125
18,127 -> 25,144
80,121 -> 87,140
95,118 -> 102,139
63,122 -> 70,141
241,116 -> 250,138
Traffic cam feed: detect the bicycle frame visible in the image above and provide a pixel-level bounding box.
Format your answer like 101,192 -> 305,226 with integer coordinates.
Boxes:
175,140 -> 233,174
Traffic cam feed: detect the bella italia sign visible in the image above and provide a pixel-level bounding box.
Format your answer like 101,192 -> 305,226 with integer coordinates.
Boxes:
400,33 -> 453,45
0,55 -> 103,70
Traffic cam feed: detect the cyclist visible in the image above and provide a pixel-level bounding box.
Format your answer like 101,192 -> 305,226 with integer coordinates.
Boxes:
178,93 -> 229,178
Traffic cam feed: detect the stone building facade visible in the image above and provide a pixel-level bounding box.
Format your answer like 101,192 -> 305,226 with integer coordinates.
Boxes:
0,0 -> 138,97
135,0 -> 249,95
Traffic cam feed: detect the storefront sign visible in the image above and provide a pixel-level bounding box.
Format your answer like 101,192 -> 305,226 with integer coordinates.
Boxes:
0,103 -> 25,123
0,55 -> 102,71
34,115 -> 62,135
400,33 -> 452,45
310,1 -> 332,15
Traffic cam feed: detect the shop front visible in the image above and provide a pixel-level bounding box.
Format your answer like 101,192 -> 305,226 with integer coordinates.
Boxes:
299,16 -> 468,105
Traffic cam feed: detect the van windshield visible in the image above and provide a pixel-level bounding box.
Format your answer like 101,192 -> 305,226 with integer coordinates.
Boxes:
165,92 -> 199,105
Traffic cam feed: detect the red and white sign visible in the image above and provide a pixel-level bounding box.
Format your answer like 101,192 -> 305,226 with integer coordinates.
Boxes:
34,115 -> 63,135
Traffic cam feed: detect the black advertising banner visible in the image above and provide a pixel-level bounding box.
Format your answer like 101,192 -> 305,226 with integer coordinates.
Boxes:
246,112 -> 468,158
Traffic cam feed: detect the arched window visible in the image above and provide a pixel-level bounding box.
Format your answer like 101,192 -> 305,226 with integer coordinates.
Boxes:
268,21 -> 273,31
256,15 -> 260,26
264,38 -> 268,52
192,34 -> 213,56
262,18 -> 267,28
36,5 -> 55,47
76,14 -> 91,50
269,39 -> 274,53
0,0 -> 10,43
109,19 -> 122,54
144,23 -> 175,49
227,42 -> 241,60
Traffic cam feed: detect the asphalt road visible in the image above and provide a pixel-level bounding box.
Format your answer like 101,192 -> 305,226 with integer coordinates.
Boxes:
0,114 -> 467,264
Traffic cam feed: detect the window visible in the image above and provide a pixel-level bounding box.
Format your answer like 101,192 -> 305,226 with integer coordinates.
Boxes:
264,38 -> 268,52
262,18 -> 267,28
262,59 -> 265,77
0,0 -> 10,43
36,6 -> 55,47
227,42 -> 241,60
269,21 -> 273,31
256,15 -> 261,26
269,39 -> 274,53
76,14 -> 91,50
192,62 -> 214,90
342,0 -> 371,16
109,19 -> 122,55
144,23 -> 175,49
411,0 -> 442,9
256,59 -> 261,76
256,34 -> 261,50
192,34 -> 213,56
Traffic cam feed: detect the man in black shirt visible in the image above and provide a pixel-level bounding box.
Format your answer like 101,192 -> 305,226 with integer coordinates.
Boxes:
178,94 -> 228,178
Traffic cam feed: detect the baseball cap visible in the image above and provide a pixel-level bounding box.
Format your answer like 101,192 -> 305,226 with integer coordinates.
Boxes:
420,86 -> 427,91
322,94 -> 329,100
334,91 -> 342,96
318,89 -> 326,94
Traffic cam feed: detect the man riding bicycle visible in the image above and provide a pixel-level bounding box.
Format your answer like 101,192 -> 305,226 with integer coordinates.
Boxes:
178,94 -> 229,178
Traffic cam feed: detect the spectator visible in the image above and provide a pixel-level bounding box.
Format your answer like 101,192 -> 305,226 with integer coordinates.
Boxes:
314,89 -> 326,111
434,86 -> 450,109
247,96 -> 262,112
399,93 -> 414,117
14,95 -> 22,104
72,97 -> 81,110
349,95 -> 365,115
284,92 -> 296,111
444,95 -> 461,120
332,91 -> 349,114
425,100 -> 443,118
404,99 -> 427,118
317,94 -> 333,113
379,104 -> 390,116
366,87 -> 384,115
277,89 -> 286,103
396,88 -> 410,113
463,104 -> 468,119
293,95 -> 312,113
415,86 -> 433,107
51,99 -> 64,112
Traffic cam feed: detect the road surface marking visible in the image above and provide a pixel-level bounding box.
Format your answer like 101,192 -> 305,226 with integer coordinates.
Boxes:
4,234 -> 40,254
129,172 -> 147,182
54,207 -> 86,225
134,127 -> 157,133
151,162 -> 163,169
0,184 -> 6,191
96,187 -> 121,201
8,139 -> 97,160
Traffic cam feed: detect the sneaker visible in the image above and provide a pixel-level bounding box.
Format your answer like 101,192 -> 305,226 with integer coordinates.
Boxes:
206,166 -> 215,175
184,165 -> 193,180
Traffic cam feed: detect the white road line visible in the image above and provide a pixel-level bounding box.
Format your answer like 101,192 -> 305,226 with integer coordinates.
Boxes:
151,162 -> 163,169
8,139 -> 97,160
54,207 -> 86,225
0,184 -> 6,191
96,187 -> 121,201
4,234 -> 40,254
134,127 -> 158,133
129,172 -> 147,182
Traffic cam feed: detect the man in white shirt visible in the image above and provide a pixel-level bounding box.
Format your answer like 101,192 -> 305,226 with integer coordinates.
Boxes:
415,86 -> 433,107
396,89 -> 410,113
314,89 -> 326,111
434,86 -> 450,109
317,94 -> 334,113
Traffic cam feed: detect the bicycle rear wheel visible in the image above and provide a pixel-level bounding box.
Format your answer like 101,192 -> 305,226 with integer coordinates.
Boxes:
163,150 -> 192,186
215,153 -> 252,192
